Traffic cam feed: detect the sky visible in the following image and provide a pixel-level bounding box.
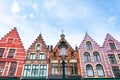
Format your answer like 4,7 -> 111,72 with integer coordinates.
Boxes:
0,0 -> 120,50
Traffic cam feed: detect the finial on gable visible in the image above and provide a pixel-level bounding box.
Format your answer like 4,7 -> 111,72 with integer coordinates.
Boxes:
86,31 -> 88,35
60,29 -> 65,38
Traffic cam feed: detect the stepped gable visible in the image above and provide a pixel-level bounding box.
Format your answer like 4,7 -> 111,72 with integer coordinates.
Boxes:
103,33 -> 120,47
53,33 -> 74,51
0,27 -> 25,50
27,34 -> 47,51
79,32 -> 100,48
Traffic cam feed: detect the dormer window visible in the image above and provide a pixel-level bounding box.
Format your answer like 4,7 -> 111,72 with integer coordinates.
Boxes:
86,41 -> 92,50
109,43 -> 116,50
36,44 -> 41,51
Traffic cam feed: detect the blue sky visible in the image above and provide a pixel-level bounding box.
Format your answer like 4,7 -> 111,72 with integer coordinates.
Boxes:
0,0 -> 120,49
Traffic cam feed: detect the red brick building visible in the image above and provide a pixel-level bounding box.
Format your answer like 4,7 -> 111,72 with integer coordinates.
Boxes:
21,34 -> 49,80
48,33 -> 81,79
0,28 -> 26,79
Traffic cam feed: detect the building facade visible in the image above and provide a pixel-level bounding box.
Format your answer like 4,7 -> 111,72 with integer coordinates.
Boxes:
79,33 -> 120,79
21,34 -> 49,80
103,34 -> 120,78
0,28 -> 26,79
79,33 -> 109,78
0,27 -> 120,80
48,33 -> 81,79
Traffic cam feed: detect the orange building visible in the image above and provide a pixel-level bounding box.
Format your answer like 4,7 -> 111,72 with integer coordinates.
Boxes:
48,33 -> 81,79
0,28 -> 26,79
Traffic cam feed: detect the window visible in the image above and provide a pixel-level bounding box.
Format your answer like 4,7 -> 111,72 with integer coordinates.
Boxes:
86,41 -> 92,50
40,65 -> 47,77
86,64 -> 94,77
23,65 -> 31,76
29,53 -> 35,59
0,48 -> 5,58
8,62 -> 17,76
0,62 -> 5,76
39,53 -> 45,59
53,52 -> 56,57
109,43 -> 116,50
31,65 -> 39,76
84,52 -> 91,62
118,54 -> 120,60
70,63 -> 77,75
71,51 -> 74,56
112,66 -> 120,78
93,52 -> 100,61
108,54 -> 117,64
61,63 -> 67,75
7,49 -> 15,58
96,64 -> 105,77
36,44 -> 40,51
52,63 -> 58,75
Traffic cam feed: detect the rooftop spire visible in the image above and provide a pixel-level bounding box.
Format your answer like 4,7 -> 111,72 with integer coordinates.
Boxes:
60,29 -> 65,38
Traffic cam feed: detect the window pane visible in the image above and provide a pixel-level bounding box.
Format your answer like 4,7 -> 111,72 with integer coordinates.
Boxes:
86,41 -> 92,50
30,53 -> 35,59
86,65 -> 94,77
96,64 -> 104,76
109,43 -> 116,50
52,64 -> 58,75
94,52 -> 100,61
39,53 -> 45,59
8,62 -> 17,76
84,52 -> 91,62
0,62 -> 6,76
31,65 -> 39,76
23,65 -> 31,76
0,48 -> 5,57
40,65 -> 47,77
36,44 -> 40,50
70,63 -> 77,75
7,49 -> 15,58
108,54 -> 117,64
112,66 -> 120,78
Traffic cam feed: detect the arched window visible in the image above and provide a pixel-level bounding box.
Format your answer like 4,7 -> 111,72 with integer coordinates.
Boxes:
40,65 -> 47,77
86,64 -> 94,77
84,52 -> 91,62
93,52 -> 100,61
86,41 -> 92,50
31,65 -> 39,76
36,44 -> 41,51
96,64 -> 105,77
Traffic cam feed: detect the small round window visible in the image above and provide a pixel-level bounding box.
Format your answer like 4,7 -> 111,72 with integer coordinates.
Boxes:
36,44 -> 41,50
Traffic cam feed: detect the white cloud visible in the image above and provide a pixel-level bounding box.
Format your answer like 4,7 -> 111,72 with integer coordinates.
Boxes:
11,0 -> 20,14
29,13 -> 34,18
44,0 -> 57,11
108,16 -> 116,28
32,2 -> 39,12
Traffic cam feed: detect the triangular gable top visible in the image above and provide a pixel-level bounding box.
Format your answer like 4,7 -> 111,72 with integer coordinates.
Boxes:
53,34 -> 74,51
103,33 -> 120,47
27,34 -> 47,51
0,27 -> 25,51
0,27 -> 21,41
79,32 -> 100,48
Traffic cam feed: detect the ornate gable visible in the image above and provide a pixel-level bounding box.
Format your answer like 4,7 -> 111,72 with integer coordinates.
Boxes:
53,33 -> 74,51
103,34 -> 120,49
79,32 -> 100,50
27,34 -> 47,52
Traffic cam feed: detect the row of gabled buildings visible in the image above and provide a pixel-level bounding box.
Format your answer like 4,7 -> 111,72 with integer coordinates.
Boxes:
0,27 -> 120,80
